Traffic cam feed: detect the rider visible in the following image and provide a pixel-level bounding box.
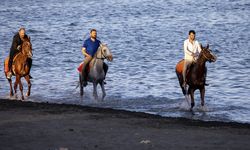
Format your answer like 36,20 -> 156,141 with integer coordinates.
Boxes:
182,30 -> 202,87
7,27 -> 29,79
81,29 -> 108,86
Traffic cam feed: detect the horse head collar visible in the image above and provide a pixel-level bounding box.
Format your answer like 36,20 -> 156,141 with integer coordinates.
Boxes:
99,43 -> 113,62
200,44 -> 217,63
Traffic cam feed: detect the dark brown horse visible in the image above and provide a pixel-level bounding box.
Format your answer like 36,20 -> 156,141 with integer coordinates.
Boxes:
176,44 -> 217,111
4,37 -> 33,100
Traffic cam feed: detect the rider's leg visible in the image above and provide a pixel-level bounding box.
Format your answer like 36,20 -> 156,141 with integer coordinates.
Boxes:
7,50 -> 16,79
182,59 -> 192,87
81,56 -> 92,86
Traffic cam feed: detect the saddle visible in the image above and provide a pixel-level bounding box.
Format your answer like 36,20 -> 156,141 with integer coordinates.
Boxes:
4,53 -> 30,76
77,62 -> 91,74
176,59 -> 194,79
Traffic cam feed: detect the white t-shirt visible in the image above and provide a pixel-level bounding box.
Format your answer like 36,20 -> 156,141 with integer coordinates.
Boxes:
183,39 -> 202,61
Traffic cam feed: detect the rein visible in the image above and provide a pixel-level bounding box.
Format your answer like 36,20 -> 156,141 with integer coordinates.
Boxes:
200,49 -> 210,61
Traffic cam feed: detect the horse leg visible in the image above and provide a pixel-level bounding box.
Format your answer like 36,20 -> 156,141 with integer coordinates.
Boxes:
189,89 -> 195,111
93,82 -> 98,100
100,81 -> 106,101
200,87 -> 205,106
8,79 -> 14,97
18,77 -> 24,100
24,75 -> 31,96
14,76 -> 19,98
79,74 -> 84,96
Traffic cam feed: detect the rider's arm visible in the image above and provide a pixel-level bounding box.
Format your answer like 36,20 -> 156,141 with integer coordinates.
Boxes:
197,41 -> 202,53
184,41 -> 194,56
81,47 -> 90,57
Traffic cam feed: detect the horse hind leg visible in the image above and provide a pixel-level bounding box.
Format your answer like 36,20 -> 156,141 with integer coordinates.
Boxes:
199,87 -> 208,111
25,75 -> 31,96
93,82 -> 98,100
79,74 -> 84,96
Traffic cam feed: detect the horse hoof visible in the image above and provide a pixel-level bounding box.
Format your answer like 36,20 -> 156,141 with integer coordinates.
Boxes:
26,92 -> 30,97
93,95 -> 98,100
21,96 -> 25,100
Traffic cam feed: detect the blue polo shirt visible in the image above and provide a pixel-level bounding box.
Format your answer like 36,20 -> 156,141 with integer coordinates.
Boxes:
82,38 -> 101,57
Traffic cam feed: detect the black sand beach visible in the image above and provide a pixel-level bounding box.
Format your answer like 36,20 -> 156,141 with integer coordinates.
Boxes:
0,99 -> 250,150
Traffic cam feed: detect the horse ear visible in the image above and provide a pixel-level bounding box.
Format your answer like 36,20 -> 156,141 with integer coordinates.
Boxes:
207,44 -> 209,49
200,43 -> 203,49
28,36 -> 31,41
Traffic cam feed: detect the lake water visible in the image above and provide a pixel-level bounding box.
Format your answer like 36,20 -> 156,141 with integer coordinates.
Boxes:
0,0 -> 250,123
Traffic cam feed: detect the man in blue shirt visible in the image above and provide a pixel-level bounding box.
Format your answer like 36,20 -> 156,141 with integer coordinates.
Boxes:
81,29 -> 107,86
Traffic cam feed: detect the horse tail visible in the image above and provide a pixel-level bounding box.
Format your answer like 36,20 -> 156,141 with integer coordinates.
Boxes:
75,81 -> 80,89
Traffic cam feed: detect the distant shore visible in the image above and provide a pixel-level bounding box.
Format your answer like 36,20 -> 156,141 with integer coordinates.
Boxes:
0,99 -> 250,150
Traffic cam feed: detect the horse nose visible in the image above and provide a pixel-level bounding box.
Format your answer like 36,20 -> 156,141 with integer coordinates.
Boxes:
29,52 -> 33,58
109,55 -> 113,61
213,55 -> 217,62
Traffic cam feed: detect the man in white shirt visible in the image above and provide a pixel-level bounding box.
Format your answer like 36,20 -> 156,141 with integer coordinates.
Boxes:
182,30 -> 202,87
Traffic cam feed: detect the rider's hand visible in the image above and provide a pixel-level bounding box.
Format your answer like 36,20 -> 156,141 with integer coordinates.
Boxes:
85,53 -> 91,58
17,45 -> 21,50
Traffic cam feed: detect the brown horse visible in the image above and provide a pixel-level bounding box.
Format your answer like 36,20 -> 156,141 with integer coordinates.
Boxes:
176,44 -> 217,111
4,37 -> 33,100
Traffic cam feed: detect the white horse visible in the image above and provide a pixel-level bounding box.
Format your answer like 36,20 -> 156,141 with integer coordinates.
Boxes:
79,44 -> 113,100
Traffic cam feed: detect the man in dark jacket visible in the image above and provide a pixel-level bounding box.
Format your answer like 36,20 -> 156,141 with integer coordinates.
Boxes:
7,27 -> 29,79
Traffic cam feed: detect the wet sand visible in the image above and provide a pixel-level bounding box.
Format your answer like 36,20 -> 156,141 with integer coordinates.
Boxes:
0,99 -> 250,150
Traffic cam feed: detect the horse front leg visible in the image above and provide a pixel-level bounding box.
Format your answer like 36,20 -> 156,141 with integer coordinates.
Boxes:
189,88 -> 195,111
200,87 -> 205,107
14,76 -> 19,98
100,81 -> 106,101
18,77 -> 24,100
24,75 -> 31,96
93,82 -> 98,100
7,78 -> 14,97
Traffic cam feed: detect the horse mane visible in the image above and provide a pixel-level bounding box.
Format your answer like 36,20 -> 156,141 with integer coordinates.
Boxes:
22,36 -> 30,42
93,43 -> 106,58
93,44 -> 102,58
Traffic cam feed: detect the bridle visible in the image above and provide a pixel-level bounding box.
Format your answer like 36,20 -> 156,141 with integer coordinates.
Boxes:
201,48 -> 212,61
96,46 -> 107,60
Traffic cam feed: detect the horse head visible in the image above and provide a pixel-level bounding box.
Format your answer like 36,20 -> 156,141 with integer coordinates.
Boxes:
21,37 -> 33,58
200,44 -> 217,63
99,43 -> 113,61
